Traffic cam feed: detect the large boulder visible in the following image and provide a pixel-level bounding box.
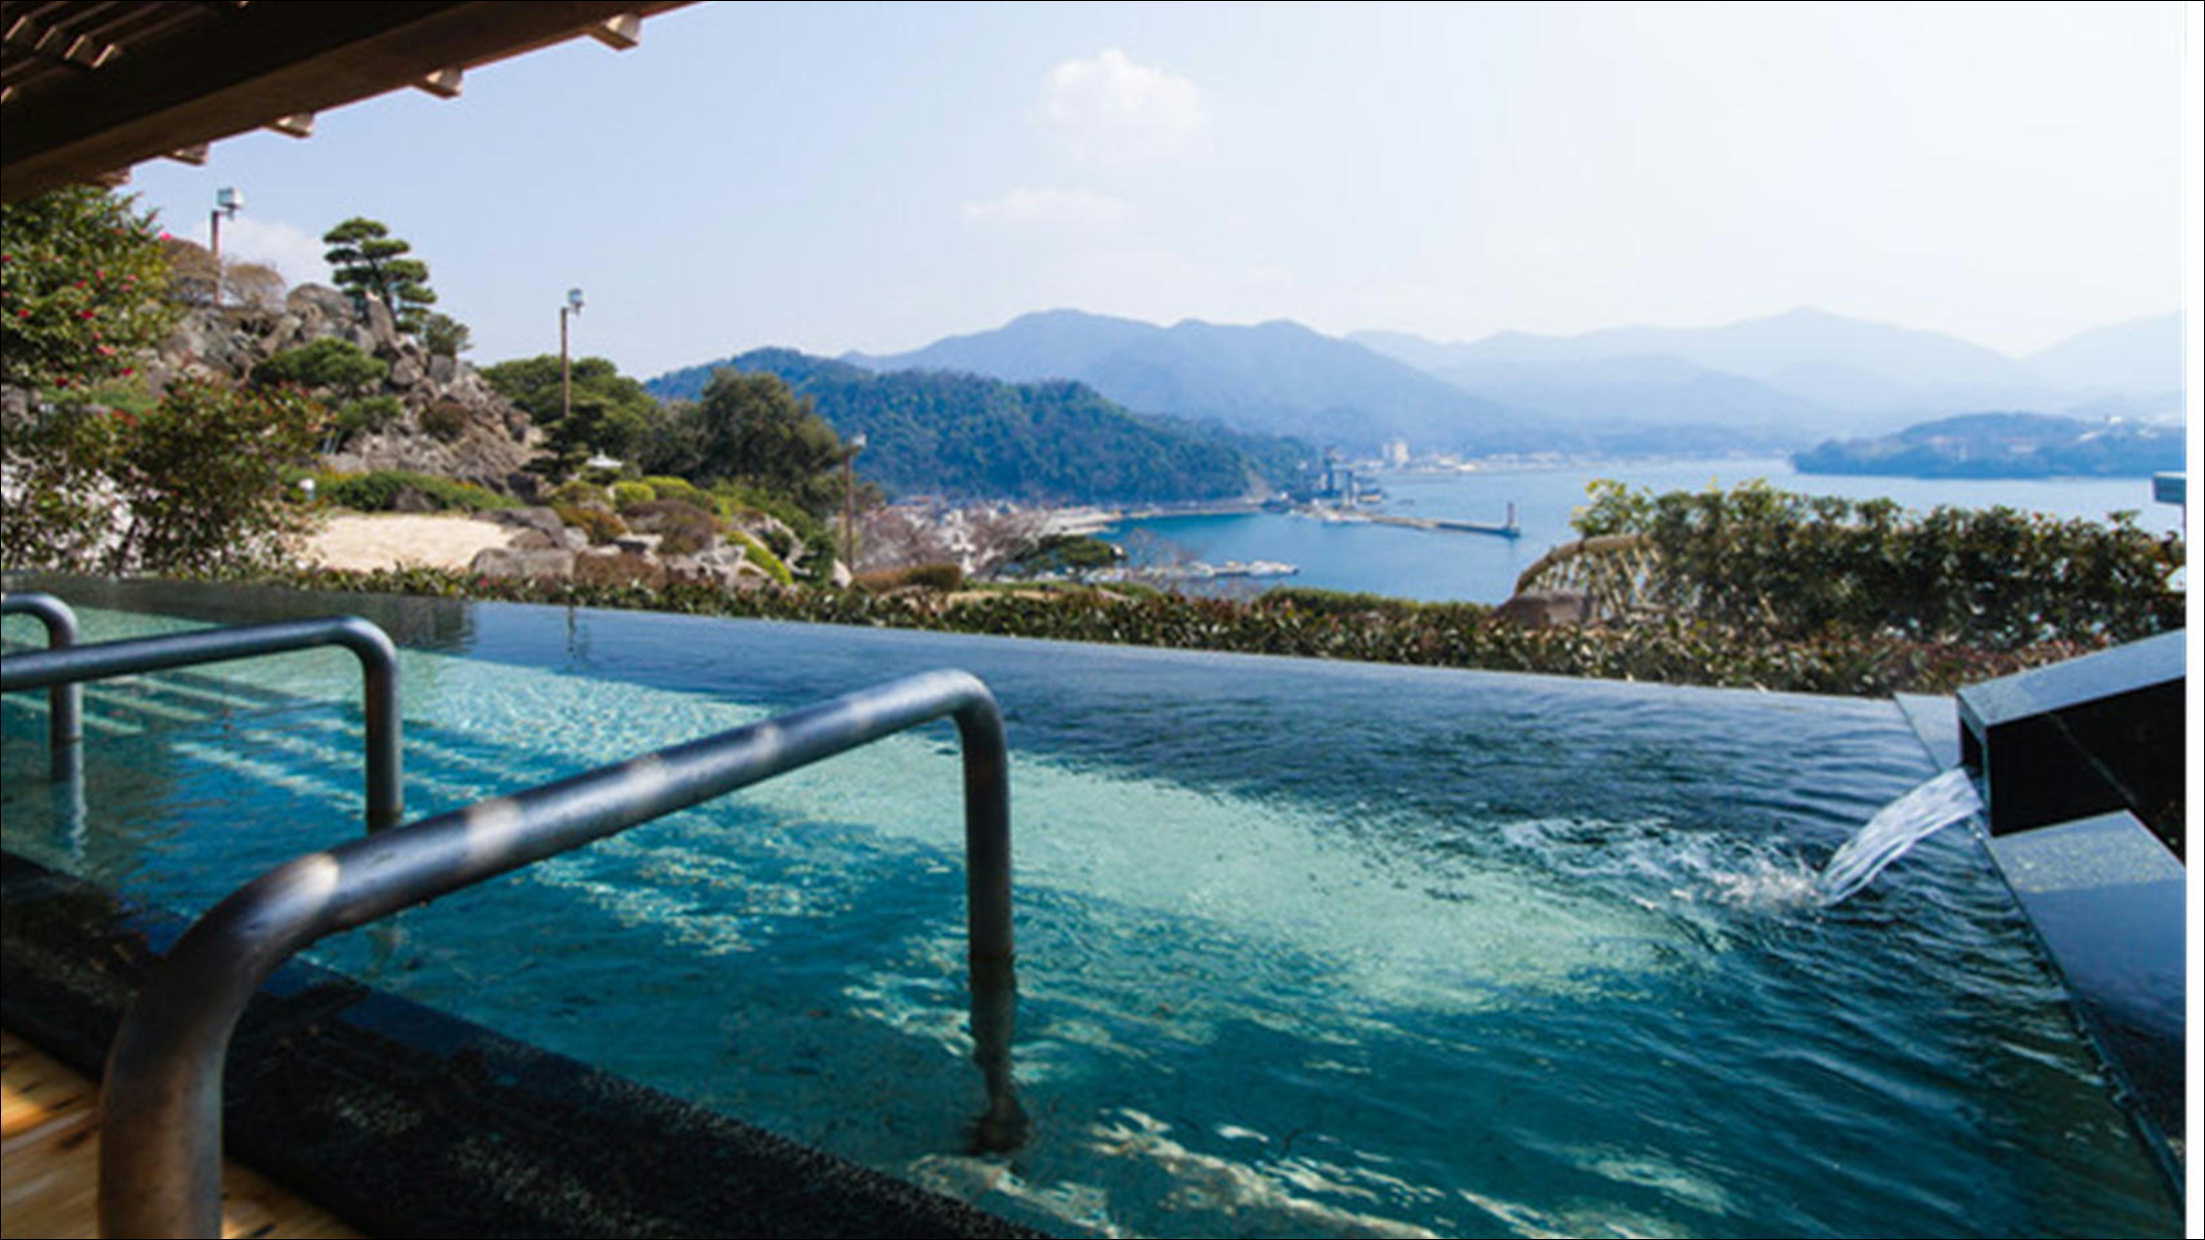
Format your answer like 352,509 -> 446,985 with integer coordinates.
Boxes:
1491,588 -> 1591,630
469,546 -> 575,580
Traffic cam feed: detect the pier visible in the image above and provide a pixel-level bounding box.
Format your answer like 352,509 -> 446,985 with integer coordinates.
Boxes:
1361,512 -> 1522,539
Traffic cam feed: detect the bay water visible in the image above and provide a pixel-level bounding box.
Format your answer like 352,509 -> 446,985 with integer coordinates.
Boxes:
1101,457 -> 2184,604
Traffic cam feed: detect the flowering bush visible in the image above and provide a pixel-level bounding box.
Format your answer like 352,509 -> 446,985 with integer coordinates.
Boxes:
0,187 -> 177,391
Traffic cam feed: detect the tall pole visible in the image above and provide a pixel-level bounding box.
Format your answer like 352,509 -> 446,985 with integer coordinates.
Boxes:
559,288 -> 584,431
210,188 -> 240,308
842,433 -> 866,571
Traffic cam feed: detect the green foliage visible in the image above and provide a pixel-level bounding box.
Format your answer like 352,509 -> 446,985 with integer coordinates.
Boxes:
421,311 -> 472,358
253,337 -> 387,394
650,349 -> 1302,503
651,368 -> 850,519
230,561 -> 2098,699
549,479 -> 610,507
2,378 -> 323,573
312,469 -> 516,513
729,529 -> 794,585
321,217 -> 437,334
610,480 -> 656,507
616,498 -> 717,556
999,533 -> 1123,577
330,395 -> 404,448
642,475 -> 711,508
555,504 -> 627,544
1567,479 -> 2185,649
0,186 -> 179,391
480,355 -> 657,478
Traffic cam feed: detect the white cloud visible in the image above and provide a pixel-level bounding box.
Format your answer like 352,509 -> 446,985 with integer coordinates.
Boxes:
961,186 -> 1132,228
1042,48 -> 1205,162
186,215 -> 330,290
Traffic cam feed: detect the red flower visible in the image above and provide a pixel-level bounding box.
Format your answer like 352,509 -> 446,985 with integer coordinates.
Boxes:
13,308 -> 26,319
78,310 -> 95,319
120,367 -> 135,377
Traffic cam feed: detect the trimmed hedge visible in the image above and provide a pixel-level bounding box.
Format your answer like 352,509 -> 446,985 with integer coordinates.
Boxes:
312,469 -> 517,513
198,561 -> 2108,699
1568,479 -> 2184,649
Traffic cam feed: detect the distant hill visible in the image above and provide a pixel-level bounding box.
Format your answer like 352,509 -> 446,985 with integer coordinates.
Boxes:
2024,313 -> 2184,399
1360,306 -> 2188,435
645,348 -> 1309,504
843,309 -> 1538,455
1350,330 -> 1837,448
1794,411 -> 2186,478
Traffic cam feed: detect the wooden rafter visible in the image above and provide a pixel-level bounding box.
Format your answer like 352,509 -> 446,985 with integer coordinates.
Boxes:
1,2 -> 689,202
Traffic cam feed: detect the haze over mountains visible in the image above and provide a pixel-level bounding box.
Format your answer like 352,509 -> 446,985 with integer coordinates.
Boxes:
639,309 -> 2183,493
826,307 -> 2182,456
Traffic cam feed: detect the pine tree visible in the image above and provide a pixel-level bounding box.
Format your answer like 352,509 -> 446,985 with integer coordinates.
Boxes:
320,217 -> 438,334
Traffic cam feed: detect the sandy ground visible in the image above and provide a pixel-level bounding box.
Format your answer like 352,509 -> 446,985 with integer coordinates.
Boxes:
303,513 -> 518,572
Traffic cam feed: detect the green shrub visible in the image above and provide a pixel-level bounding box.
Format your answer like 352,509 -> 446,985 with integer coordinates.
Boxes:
3,378 -> 321,573
330,394 -> 404,447
225,560 -> 2106,701
555,503 -> 626,544
314,469 -> 516,513
999,533 -> 1122,577
610,480 -> 656,507
1566,479 -> 2184,649
643,475 -> 712,509
549,479 -> 610,508
253,337 -> 387,393
729,529 -> 794,585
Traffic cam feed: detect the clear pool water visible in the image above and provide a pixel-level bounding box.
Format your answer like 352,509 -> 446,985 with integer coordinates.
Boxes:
1,580 -> 2178,1238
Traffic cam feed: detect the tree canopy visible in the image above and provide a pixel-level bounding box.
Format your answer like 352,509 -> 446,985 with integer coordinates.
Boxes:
321,217 -> 439,334
0,186 -> 178,392
652,369 -> 850,518
480,353 -> 658,473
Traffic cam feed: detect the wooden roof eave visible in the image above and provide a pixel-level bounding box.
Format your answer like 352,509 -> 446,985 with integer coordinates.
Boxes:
1,1 -> 690,203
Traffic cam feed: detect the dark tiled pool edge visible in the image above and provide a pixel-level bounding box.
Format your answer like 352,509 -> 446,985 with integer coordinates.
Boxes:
0,850 -> 1043,1240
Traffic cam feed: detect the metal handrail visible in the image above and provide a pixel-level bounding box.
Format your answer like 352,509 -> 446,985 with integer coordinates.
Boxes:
0,615 -> 402,834
97,667 -> 1026,1238
0,592 -> 82,784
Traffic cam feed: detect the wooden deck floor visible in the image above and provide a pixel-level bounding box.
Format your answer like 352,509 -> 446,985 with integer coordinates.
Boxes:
1,1031 -> 360,1239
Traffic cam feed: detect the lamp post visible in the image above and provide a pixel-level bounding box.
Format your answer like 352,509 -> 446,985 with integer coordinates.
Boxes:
843,432 -> 867,570
209,187 -> 241,306
559,287 -> 584,425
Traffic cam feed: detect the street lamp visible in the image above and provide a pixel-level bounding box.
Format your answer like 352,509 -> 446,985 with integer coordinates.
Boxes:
559,287 -> 584,425
843,432 -> 867,570
210,187 -> 242,306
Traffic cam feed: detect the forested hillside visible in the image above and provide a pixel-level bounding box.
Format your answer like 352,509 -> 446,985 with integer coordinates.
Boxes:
647,349 -> 1310,503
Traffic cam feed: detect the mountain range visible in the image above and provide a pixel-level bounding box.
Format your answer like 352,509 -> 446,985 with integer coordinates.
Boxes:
642,307 -> 2182,486
827,308 -> 2182,456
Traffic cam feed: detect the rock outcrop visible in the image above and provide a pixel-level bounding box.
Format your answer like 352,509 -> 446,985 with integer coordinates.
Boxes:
148,284 -> 537,493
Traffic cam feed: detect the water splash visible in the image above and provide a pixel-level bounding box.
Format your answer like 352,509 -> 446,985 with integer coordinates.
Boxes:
1815,768 -> 1982,906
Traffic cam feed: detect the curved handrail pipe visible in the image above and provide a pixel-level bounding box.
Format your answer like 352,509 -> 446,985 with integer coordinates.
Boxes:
98,667 -> 1024,1239
0,615 -> 402,834
1,592 -> 83,785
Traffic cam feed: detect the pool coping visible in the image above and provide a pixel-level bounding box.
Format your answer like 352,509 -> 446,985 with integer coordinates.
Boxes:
0,850 -> 1043,1240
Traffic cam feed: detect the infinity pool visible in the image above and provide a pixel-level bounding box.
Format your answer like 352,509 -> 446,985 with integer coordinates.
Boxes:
0,579 -> 2178,1238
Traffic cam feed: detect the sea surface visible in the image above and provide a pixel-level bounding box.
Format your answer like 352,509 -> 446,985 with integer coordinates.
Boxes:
1101,458 -> 2187,604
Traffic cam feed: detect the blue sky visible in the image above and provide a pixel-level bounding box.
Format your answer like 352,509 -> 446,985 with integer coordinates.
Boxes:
115,2 -> 2192,379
